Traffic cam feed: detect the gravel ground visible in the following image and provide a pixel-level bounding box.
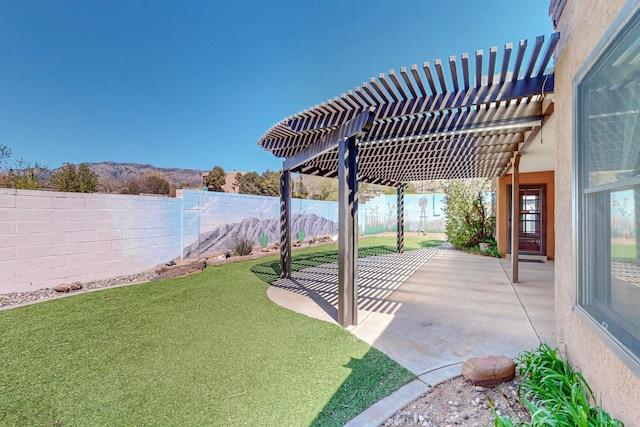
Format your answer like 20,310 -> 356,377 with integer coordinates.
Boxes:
380,375 -> 530,427
0,271 -> 156,310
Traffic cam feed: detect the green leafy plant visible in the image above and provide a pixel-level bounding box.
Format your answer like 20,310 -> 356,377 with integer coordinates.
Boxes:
475,237 -> 503,258
297,228 -> 306,242
443,178 -> 494,249
485,244 -> 504,258
231,236 -> 254,256
494,343 -> 624,426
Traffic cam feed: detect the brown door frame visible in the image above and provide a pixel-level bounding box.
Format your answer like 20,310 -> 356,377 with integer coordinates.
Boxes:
507,184 -> 547,256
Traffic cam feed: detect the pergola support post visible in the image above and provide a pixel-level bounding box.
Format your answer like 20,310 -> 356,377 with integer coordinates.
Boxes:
280,169 -> 292,279
511,153 -> 521,283
397,186 -> 404,253
338,136 -> 358,327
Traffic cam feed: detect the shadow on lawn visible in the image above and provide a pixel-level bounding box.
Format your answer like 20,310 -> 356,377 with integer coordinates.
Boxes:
309,347 -> 416,427
250,246 -> 414,285
250,241 -> 441,425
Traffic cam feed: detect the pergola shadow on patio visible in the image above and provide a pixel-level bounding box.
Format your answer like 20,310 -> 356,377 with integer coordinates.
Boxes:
259,34 -> 560,327
267,245 -> 555,383
268,247 -> 439,324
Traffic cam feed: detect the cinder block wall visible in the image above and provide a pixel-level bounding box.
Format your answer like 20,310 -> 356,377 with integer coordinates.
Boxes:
0,188 -> 342,294
0,189 -> 182,293
3,187 -> 428,295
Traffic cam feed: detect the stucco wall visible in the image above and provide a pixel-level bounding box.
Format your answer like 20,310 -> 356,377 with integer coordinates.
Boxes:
553,0 -> 640,423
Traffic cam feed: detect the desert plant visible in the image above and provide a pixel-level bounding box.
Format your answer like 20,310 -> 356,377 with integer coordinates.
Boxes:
231,236 -> 254,256
4,160 -> 48,190
494,343 -> 624,426
297,229 -> 306,242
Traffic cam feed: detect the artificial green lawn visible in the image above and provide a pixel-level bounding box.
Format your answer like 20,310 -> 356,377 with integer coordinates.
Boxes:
0,236 -> 441,426
611,242 -> 636,261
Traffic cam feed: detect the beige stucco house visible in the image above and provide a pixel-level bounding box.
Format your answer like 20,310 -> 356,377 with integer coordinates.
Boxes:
549,0 -> 640,422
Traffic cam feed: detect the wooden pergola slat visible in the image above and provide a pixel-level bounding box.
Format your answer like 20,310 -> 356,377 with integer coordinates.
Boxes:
258,34 -> 559,326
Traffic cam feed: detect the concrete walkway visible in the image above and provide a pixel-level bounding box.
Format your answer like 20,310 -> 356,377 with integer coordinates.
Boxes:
267,245 -> 555,426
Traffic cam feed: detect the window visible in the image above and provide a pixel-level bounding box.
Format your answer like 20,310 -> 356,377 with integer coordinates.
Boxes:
576,8 -> 640,366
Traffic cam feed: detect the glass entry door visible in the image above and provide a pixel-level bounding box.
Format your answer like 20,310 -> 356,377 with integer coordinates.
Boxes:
508,185 -> 546,255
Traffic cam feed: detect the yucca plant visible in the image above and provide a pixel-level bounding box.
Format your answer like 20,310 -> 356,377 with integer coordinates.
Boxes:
231,236 -> 254,256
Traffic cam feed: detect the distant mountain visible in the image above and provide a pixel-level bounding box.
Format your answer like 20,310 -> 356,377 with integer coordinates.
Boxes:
84,162 -> 204,187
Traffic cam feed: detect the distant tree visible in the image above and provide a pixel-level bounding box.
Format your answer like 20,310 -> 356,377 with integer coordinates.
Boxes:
405,182 -> 418,194
204,166 -> 226,192
292,174 -> 308,199
76,163 -> 99,192
0,145 -> 11,169
49,163 -> 98,193
232,169 -> 282,196
4,160 -> 48,190
313,179 -> 338,201
383,182 -> 418,195
234,171 -> 263,195
261,169 -> 280,196
99,176 -> 125,193
122,174 -> 171,195
142,175 -> 171,195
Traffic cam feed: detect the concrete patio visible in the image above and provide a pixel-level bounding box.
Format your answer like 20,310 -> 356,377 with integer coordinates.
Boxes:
267,244 -> 554,425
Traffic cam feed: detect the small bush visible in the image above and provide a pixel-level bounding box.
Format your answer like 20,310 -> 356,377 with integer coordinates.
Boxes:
485,244 -> 503,258
494,343 -> 624,426
297,229 -> 306,241
231,237 -> 254,256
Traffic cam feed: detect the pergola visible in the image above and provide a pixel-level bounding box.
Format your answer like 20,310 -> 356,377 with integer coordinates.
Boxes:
258,33 -> 559,327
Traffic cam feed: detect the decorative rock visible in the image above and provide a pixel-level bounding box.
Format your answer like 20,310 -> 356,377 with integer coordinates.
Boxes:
69,282 -> 83,290
53,285 -> 70,293
462,354 -> 516,387
154,259 -> 206,280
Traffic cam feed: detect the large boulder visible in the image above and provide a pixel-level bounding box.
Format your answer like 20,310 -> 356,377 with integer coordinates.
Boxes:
462,354 -> 515,387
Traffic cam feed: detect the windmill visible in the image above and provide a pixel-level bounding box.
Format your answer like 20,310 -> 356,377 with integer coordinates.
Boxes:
418,197 -> 428,232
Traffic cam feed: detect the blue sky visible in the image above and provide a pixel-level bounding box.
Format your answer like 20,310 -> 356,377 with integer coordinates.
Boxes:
0,1 -> 553,173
